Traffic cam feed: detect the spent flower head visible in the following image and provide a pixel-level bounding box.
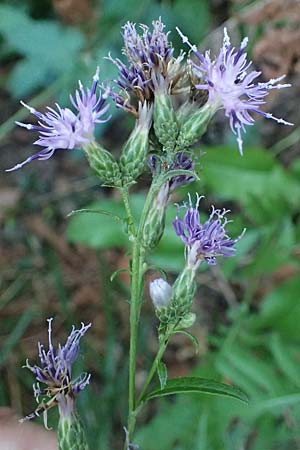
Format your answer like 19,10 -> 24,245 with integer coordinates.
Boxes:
106,18 -> 185,115
22,318 -> 91,423
7,68 -> 110,171
173,194 -> 244,268
177,27 -> 292,154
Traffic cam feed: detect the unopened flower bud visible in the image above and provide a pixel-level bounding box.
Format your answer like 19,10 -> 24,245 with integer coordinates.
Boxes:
58,406 -> 89,450
150,278 -> 172,309
120,103 -> 152,185
176,102 -> 214,149
142,183 -> 169,249
172,265 -> 197,307
85,143 -> 121,186
153,88 -> 179,153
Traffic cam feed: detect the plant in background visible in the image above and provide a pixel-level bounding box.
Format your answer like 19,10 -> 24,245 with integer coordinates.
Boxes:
8,18 -> 291,450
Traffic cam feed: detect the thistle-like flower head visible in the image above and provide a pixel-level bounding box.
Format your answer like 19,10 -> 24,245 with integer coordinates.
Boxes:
173,194 -> 244,268
7,68 -> 110,171
177,28 -> 292,154
106,18 -> 185,115
22,319 -> 91,422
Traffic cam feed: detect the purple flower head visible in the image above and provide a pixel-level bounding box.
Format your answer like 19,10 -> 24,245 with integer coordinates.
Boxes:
22,319 -> 91,422
107,18 -> 185,115
122,18 -> 173,69
173,194 -> 245,268
7,68 -> 110,172
177,28 -> 292,155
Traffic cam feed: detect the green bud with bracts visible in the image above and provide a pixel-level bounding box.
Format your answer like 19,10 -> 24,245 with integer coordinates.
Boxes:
153,80 -> 179,153
142,183 -> 169,249
120,103 -> 153,186
84,142 -> 122,186
176,102 -> 215,149
172,264 -> 197,308
58,396 -> 89,450
156,266 -> 197,336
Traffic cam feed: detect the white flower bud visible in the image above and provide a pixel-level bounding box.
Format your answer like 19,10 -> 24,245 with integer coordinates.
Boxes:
149,278 -> 172,309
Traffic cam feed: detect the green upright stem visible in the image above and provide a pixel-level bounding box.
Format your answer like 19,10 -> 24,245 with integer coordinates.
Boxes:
121,187 -> 136,237
136,338 -> 168,406
128,240 -> 143,418
125,176 -> 163,446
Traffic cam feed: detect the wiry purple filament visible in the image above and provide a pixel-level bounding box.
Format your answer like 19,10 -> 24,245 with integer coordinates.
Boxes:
106,18 -> 180,112
7,68 -> 110,172
24,319 -> 91,419
177,27 -> 292,154
173,194 -> 244,267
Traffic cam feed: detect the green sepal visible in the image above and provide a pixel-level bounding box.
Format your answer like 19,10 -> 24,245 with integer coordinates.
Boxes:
84,143 -> 122,187
172,265 -> 197,306
142,205 -> 166,249
142,183 -> 169,249
120,104 -> 152,185
58,413 -> 89,450
176,103 -> 214,149
120,127 -> 149,185
153,92 -> 179,153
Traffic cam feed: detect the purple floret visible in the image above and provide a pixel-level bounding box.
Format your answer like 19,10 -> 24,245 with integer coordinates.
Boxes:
177,27 -> 292,154
106,18 -> 184,114
22,319 -> 91,422
7,68 -> 110,172
173,194 -> 244,267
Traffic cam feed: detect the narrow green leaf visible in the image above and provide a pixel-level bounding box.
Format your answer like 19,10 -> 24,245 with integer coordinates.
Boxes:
157,362 -> 168,390
110,269 -> 130,282
67,208 -> 124,224
173,330 -> 199,354
161,169 -> 199,184
141,377 -> 248,404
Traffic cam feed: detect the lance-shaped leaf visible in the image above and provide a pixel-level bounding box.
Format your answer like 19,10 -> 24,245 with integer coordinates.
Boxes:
140,377 -> 248,404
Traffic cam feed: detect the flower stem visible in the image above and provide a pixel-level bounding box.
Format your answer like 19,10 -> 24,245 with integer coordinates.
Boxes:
125,176 -> 164,446
136,337 -> 168,406
121,187 -> 136,237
